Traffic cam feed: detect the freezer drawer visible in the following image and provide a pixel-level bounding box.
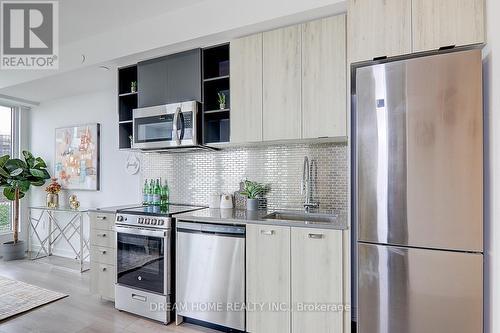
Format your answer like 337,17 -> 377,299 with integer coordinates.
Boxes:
176,223 -> 245,331
358,242 -> 483,333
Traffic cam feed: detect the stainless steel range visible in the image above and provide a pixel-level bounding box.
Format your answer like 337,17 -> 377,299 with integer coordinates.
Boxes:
114,204 -> 204,324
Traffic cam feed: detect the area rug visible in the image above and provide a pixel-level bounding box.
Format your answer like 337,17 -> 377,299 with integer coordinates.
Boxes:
0,275 -> 68,321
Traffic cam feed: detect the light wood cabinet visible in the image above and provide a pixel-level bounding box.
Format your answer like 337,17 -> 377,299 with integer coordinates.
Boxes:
230,34 -> 263,143
89,211 -> 116,301
246,224 -> 291,333
302,15 -> 347,138
412,0 -> 485,52
263,25 -> 302,141
348,0 -> 412,63
291,228 -> 343,333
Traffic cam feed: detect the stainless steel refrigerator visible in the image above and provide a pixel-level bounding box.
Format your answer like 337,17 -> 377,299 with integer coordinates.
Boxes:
352,46 -> 483,333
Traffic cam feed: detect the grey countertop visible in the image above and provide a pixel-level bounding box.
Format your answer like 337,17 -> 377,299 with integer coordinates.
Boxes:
173,208 -> 348,230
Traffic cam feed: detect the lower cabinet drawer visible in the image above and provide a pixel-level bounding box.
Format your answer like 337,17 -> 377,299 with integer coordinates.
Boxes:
90,228 -> 116,247
89,212 -> 115,231
91,246 -> 115,266
90,262 -> 115,301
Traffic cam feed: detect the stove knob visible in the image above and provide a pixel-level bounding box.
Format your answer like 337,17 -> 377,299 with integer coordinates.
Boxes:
116,215 -> 124,222
151,218 -> 157,225
145,218 -> 150,224
158,219 -> 164,226
138,217 -> 144,224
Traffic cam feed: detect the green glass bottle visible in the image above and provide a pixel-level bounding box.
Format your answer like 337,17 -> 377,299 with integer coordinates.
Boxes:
142,179 -> 149,205
161,180 -> 170,206
148,179 -> 155,205
153,179 -> 161,206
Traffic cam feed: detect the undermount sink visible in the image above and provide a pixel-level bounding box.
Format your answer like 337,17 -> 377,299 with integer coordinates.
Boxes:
264,211 -> 337,224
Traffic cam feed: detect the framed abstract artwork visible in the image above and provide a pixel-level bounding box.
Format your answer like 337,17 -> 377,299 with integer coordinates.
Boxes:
55,123 -> 100,190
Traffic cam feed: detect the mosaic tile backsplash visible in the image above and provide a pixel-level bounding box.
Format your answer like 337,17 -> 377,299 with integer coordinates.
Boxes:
141,142 -> 348,212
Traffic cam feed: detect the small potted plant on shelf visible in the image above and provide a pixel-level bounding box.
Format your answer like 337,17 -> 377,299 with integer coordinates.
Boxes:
218,92 -> 226,110
0,151 -> 51,261
241,180 -> 269,211
131,81 -> 137,93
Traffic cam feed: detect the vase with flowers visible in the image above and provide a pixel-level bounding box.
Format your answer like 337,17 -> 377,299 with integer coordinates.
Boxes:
45,178 -> 61,208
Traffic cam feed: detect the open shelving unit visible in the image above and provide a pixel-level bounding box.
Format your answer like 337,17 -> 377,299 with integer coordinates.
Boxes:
202,43 -> 230,144
118,65 -> 137,150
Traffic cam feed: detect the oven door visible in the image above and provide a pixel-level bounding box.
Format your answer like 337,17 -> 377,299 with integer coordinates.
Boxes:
132,102 -> 197,149
115,225 -> 171,295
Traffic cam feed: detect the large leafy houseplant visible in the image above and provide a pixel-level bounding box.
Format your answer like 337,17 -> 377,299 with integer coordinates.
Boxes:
0,151 -> 50,251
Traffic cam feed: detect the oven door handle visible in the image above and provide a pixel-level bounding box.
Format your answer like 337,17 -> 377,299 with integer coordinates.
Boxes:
114,225 -> 167,238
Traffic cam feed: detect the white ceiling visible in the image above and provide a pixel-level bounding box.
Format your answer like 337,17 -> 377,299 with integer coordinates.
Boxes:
59,0 -> 204,44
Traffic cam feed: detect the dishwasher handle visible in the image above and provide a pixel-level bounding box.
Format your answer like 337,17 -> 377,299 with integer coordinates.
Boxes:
177,221 -> 245,236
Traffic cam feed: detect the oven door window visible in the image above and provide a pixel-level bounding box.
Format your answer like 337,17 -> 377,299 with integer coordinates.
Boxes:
117,232 -> 164,294
135,114 -> 173,143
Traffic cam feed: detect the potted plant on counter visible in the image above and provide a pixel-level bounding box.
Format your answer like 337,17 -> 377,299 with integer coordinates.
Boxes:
0,151 -> 51,260
241,180 -> 269,211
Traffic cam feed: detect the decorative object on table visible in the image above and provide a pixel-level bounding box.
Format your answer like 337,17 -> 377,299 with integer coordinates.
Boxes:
125,153 -> 140,175
240,180 -> 269,211
0,151 -> 51,261
0,276 -> 68,321
208,193 -> 221,209
68,194 -> 80,210
219,193 -> 233,209
131,81 -> 137,93
55,123 -> 100,190
45,178 -> 61,208
217,92 -> 226,110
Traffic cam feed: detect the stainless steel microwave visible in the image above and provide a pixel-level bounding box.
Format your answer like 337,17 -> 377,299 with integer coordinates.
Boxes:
132,101 -> 202,150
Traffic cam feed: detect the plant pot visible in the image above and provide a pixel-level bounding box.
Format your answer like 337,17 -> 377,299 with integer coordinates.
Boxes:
246,198 -> 259,211
46,193 -> 59,208
220,103 -> 226,110
1,240 -> 26,261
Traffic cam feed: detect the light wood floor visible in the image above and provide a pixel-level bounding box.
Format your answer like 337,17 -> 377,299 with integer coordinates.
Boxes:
0,258 -> 218,333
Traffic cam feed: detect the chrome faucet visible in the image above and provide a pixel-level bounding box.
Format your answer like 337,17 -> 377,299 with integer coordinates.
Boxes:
301,156 -> 319,212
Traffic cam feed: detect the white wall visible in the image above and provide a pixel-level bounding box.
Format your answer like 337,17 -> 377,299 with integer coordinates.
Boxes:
29,90 -> 141,209
27,90 -> 140,257
484,0 -> 499,332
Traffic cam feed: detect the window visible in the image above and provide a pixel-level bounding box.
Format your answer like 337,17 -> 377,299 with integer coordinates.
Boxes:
0,106 -> 12,233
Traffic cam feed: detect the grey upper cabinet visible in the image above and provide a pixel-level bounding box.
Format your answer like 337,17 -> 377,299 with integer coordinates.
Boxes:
138,49 -> 201,108
302,15 -> 347,138
230,34 -> 263,143
412,0 -> 485,52
263,25 -> 302,141
348,0 -> 412,63
138,56 -> 169,108
166,49 -> 202,103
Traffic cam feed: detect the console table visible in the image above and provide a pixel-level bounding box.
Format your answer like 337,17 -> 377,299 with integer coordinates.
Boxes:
28,206 -> 90,272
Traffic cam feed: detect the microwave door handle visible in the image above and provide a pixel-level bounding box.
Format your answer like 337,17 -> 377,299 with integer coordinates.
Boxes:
179,111 -> 185,140
173,106 -> 181,145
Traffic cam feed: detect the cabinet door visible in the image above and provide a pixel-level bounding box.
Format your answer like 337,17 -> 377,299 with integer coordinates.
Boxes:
412,0 -> 485,52
348,0 -> 412,63
302,15 -> 347,139
246,225 -> 290,333
291,228 -> 343,333
138,56 -> 169,107
230,34 -> 263,143
166,49 -> 202,103
263,25 -> 301,141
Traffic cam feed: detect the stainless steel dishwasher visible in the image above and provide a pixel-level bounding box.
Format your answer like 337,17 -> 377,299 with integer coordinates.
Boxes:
176,221 -> 245,331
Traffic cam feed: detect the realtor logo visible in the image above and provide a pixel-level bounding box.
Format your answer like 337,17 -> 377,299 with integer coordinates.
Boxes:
0,1 -> 58,69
